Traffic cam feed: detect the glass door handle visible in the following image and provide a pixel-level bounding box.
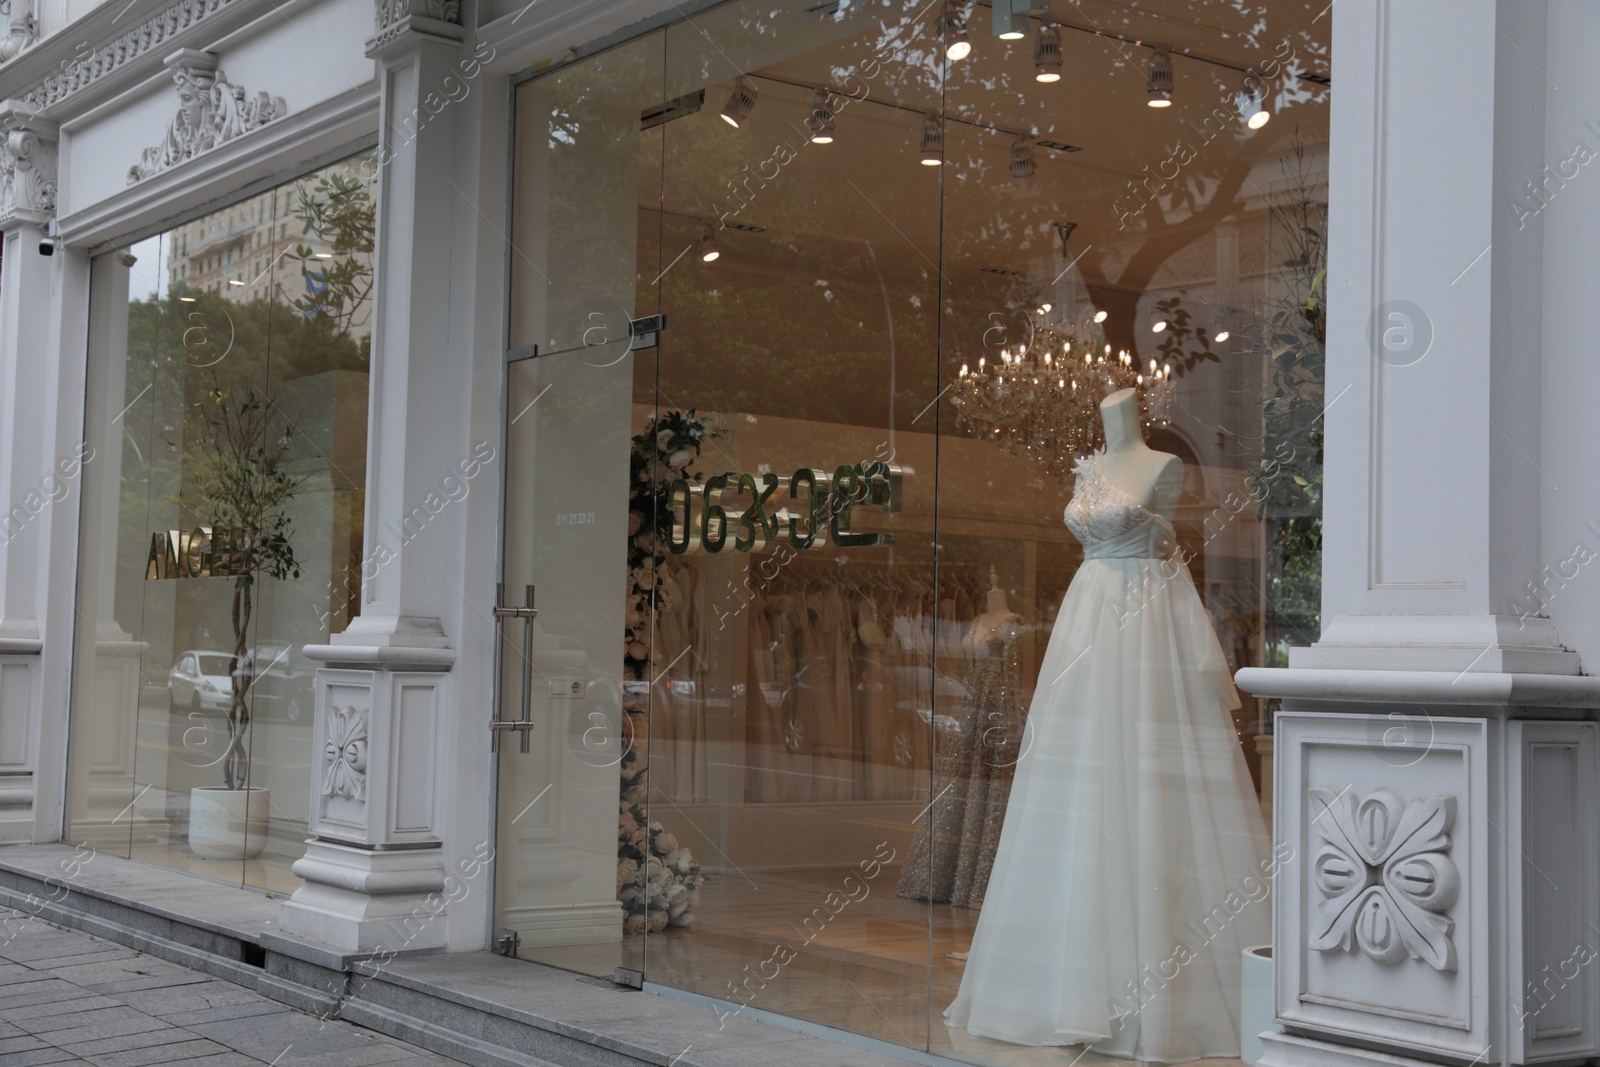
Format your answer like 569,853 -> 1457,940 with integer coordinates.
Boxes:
490,583 -> 538,753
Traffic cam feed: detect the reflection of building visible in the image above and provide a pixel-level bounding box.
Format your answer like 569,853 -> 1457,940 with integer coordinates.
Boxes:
0,5 -> 1598,1067
165,185 -> 373,342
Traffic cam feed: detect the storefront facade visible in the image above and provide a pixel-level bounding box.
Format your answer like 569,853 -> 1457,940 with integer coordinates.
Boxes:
0,2 -> 1596,1067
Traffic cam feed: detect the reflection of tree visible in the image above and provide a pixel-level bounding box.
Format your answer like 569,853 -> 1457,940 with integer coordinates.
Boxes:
1246,133 -> 1326,664
182,387 -> 303,791
285,169 -> 376,337
116,288 -> 368,676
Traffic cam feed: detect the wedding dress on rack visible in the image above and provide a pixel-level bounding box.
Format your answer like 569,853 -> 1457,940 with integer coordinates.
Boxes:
945,389 -> 1269,1063
897,569 -> 1024,908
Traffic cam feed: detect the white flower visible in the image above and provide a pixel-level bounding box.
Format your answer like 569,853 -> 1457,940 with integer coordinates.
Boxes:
669,448 -> 694,469
628,511 -> 644,536
647,909 -> 669,932
656,429 -> 674,451
624,913 -> 647,935
666,848 -> 693,874
654,830 -> 679,855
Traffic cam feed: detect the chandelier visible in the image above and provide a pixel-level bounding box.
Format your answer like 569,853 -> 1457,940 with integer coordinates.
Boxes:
951,307 -> 1174,483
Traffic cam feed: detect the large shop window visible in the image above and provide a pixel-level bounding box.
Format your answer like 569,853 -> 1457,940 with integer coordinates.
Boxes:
500,2 -> 1327,1063
66,154 -> 376,892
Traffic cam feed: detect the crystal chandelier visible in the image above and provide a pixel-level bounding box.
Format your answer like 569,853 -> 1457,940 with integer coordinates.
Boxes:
952,309 -> 1174,483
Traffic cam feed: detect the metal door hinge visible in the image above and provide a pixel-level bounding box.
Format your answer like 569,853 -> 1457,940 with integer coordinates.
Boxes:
629,314 -> 665,350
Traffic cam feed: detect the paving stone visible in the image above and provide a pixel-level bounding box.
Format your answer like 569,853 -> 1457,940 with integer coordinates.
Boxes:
0,1047 -> 84,1065
14,1005 -> 174,1039
82,1037 -> 231,1066
0,913 -> 471,1067
111,983 -> 260,1020
56,1026 -> 209,1057
0,1035 -> 56,1054
159,1003 -> 292,1028
1,999 -> 122,1022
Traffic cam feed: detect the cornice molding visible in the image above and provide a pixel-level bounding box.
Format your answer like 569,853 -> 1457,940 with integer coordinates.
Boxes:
22,0 -> 249,115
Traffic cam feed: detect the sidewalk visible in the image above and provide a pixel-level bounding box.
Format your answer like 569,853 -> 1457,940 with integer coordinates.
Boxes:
0,906 -> 471,1067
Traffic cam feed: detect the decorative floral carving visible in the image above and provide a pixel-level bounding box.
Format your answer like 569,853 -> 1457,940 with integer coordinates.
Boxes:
0,126 -> 57,226
126,50 -> 286,184
1309,786 -> 1460,972
321,705 -> 369,802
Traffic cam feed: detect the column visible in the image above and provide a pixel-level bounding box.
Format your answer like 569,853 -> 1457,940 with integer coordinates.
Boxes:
0,105 -> 66,842
275,0 -> 469,953
1238,5 -> 1600,1067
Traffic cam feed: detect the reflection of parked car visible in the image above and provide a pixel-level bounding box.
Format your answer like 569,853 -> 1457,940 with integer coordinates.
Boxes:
168,651 -> 235,714
234,643 -> 313,723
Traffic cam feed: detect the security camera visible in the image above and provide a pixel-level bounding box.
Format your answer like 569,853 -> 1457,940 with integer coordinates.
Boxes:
38,237 -> 54,256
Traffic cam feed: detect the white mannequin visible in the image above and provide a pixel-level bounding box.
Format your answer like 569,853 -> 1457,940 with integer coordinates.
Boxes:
972,566 -> 1021,646
1098,387 -> 1182,516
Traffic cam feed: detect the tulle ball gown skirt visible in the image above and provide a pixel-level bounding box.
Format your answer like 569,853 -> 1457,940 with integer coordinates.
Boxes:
944,556 -> 1271,1064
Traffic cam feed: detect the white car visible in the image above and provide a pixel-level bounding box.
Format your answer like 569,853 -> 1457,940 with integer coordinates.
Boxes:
168,651 -> 235,714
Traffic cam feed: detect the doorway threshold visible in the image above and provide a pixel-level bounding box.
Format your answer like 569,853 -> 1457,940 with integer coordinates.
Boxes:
0,843 -> 920,1067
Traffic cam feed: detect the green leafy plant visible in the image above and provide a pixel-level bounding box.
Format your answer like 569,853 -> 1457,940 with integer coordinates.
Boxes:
285,170 -> 375,337
186,386 -> 304,790
1243,131 -> 1327,663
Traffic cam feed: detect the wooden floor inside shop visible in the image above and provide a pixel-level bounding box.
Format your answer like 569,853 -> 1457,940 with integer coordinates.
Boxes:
525,865 -> 1249,1067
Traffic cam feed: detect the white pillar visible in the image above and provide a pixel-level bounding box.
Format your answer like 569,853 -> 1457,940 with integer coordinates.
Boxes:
277,0 -> 473,953
1240,6 -> 1600,1067
0,104 -> 70,842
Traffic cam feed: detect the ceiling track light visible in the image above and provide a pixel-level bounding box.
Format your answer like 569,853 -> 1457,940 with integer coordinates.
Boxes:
991,0 -> 1028,39
1033,23 -> 1062,82
1149,308 -> 1168,333
720,76 -> 758,128
1238,72 -> 1270,128
697,224 -> 720,262
807,87 -> 835,143
919,114 -> 944,166
1010,136 -> 1036,185
1092,304 -> 1108,324
1146,50 -> 1173,107
940,9 -> 972,61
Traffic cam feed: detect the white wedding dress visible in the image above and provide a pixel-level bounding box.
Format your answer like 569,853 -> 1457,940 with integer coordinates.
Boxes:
945,450 -> 1270,1064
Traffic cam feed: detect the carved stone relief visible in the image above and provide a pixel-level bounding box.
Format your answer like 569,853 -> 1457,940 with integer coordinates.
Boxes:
0,125 -> 58,227
321,705 -> 370,802
126,49 -> 287,184
1309,786 -> 1461,972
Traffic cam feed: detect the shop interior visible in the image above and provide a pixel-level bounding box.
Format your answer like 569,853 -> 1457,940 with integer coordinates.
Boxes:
499,1 -> 1329,1064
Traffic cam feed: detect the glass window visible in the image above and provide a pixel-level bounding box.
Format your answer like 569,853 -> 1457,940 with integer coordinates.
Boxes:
65,152 -> 377,893
503,1 -> 1329,1060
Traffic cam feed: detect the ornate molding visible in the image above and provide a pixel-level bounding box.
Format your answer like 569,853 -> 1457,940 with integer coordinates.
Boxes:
1309,786 -> 1461,972
368,0 -> 465,55
126,49 -> 286,185
0,106 -> 57,227
22,0 -> 242,113
321,704 -> 369,802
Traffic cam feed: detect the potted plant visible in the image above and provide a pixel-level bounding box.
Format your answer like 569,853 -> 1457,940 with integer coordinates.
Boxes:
185,386 -> 303,859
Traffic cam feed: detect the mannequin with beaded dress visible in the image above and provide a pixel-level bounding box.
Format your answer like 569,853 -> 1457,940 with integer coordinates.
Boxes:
898,568 -> 1025,908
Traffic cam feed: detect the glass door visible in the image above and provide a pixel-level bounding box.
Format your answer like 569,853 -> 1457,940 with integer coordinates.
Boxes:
491,29 -> 665,977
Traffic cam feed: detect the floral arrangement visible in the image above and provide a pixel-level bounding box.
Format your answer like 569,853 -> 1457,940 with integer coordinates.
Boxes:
616,410 -> 718,932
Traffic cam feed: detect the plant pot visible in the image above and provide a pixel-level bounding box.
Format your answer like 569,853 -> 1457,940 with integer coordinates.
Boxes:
188,786 -> 271,860
1240,943 -> 1274,1065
